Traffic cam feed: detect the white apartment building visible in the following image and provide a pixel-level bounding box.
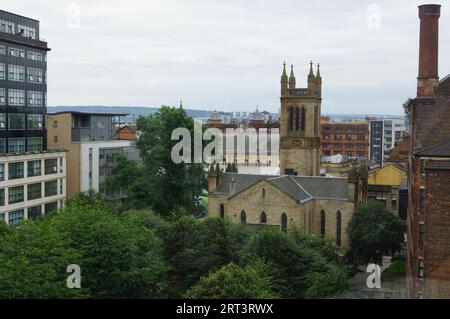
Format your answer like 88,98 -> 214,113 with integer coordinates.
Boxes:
0,150 -> 66,225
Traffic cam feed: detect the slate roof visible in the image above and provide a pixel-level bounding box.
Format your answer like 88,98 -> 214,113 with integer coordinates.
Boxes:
213,173 -> 349,202
415,138 -> 450,157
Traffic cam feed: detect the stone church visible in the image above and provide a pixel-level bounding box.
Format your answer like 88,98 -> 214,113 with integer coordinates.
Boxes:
207,62 -> 367,246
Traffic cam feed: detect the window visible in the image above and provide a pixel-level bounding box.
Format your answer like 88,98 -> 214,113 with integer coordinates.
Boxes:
0,113 -> 5,129
336,211 -> 342,246
28,205 -> 42,220
420,189 -> 425,212
295,107 -> 300,130
28,137 -> 43,152
0,88 -> 5,105
0,19 -> 15,34
8,138 -> 25,153
281,213 -> 288,232
0,139 -> 5,154
0,63 -> 5,80
289,107 -> 294,130
220,204 -> 225,218
8,162 -> 24,180
28,91 -> 43,107
8,47 -> 25,58
53,121 -> 58,128
301,107 -> 306,131
28,183 -> 42,200
0,164 -> 4,181
8,114 -> 25,130
45,202 -> 58,214
0,213 -> 4,222
54,135 -> 58,143
27,114 -> 43,129
45,180 -> 58,197
0,45 -> 5,54
28,160 -> 41,177
419,223 -> 425,249
28,68 -> 43,84
28,51 -> 43,61
418,259 -> 424,280
8,89 -> 25,106
0,189 -> 4,206
8,64 -> 25,82
45,159 -> 58,175
241,210 -> 247,224
261,212 -> 267,224
18,25 -> 36,39
320,210 -> 326,236
8,186 -> 24,204
8,210 -> 24,226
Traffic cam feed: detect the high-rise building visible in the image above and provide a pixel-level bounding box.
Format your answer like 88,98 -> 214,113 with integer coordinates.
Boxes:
279,62 -> 322,176
369,118 -> 407,167
0,10 -> 66,225
407,4 -> 450,299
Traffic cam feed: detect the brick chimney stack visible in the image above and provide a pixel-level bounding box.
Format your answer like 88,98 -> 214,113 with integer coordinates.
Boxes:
417,4 -> 441,97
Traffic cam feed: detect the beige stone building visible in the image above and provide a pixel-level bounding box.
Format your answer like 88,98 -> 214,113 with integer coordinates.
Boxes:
207,63 -> 367,247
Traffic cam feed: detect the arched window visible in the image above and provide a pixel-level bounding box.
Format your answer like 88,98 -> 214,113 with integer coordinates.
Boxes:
262,188 -> 266,198
241,210 -> 247,224
289,107 -> 294,130
320,210 -> 326,236
336,211 -> 342,246
260,212 -> 267,224
301,107 -> 306,131
281,213 -> 288,232
220,204 -> 225,219
295,107 -> 300,130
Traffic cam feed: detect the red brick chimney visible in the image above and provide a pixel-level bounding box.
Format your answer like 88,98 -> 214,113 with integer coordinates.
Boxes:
417,4 -> 441,97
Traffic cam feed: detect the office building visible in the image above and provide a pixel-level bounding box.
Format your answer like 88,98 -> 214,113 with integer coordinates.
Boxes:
0,10 -> 66,225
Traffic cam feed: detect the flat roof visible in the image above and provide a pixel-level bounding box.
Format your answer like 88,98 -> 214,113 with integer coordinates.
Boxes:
48,111 -> 129,117
0,9 -> 40,23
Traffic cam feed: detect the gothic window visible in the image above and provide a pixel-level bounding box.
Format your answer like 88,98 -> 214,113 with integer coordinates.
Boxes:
262,188 -> 266,198
241,210 -> 247,224
336,211 -> 342,246
289,107 -> 294,130
261,212 -> 267,224
281,213 -> 288,232
220,204 -> 225,219
320,210 -> 326,236
301,107 -> 306,131
295,107 -> 300,130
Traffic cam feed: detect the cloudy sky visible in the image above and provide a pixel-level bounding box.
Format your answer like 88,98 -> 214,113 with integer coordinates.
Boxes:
4,0 -> 450,114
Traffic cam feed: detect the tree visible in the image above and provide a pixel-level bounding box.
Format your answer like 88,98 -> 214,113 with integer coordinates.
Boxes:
347,201 -> 406,265
0,219 -> 87,298
50,193 -> 170,298
107,106 -> 206,216
245,227 -> 350,299
186,261 -> 277,299
105,155 -> 149,211
163,216 -> 251,297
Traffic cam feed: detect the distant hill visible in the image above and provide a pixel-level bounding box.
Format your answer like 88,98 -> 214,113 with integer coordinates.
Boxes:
48,106 -> 212,122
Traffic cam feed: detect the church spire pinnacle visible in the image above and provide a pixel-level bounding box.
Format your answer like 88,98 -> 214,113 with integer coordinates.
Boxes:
316,63 -> 321,79
308,61 -> 315,78
289,64 -> 296,89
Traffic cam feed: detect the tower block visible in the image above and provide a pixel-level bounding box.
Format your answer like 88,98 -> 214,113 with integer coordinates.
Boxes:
280,62 -> 322,176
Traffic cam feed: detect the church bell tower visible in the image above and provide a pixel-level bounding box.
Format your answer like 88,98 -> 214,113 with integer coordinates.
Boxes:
279,61 -> 322,176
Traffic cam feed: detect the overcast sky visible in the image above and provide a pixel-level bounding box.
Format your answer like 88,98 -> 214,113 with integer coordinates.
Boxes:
4,0 -> 450,114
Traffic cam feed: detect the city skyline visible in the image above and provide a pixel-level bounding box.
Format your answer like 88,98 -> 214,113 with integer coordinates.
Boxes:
2,0 -> 450,114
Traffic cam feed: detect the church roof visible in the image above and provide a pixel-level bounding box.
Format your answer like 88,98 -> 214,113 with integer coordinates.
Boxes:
213,173 -> 349,202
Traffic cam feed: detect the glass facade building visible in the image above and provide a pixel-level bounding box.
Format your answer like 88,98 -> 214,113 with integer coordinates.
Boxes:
0,10 -> 49,155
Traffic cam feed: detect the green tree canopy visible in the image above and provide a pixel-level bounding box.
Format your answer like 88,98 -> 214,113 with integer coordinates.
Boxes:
186,261 -> 277,299
347,201 -> 406,265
